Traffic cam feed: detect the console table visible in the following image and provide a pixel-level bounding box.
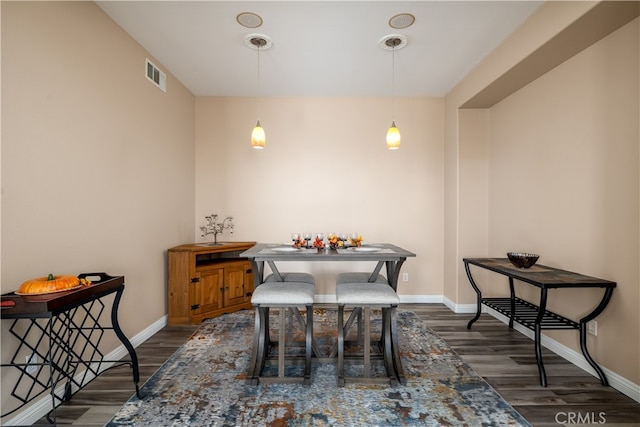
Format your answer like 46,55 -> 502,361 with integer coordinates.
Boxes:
464,258 -> 616,387
1,273 -> 140,424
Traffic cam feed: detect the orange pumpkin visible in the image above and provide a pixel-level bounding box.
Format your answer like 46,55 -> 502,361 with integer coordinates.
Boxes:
17,274 -> 80,295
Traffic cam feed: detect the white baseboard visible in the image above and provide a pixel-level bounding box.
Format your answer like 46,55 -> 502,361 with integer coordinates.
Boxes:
3,315 -> 168,426
443,296 -> 477,313
399,294 -> 443,304
484,307 -> 640,403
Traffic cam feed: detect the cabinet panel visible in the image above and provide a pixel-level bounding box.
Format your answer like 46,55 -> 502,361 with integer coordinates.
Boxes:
224,264 -> 248,307
193,267 -> 224,315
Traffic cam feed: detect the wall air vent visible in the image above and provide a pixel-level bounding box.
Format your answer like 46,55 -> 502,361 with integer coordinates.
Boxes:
145,58 -> 166,92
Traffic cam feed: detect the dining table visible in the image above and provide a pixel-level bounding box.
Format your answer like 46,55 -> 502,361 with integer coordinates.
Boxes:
241,242 -> 415,291
240,242 -> 416,384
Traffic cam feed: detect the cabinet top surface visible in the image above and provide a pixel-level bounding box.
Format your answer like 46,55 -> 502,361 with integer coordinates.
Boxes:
464,258 -> 616,288
169,242 -> 256,253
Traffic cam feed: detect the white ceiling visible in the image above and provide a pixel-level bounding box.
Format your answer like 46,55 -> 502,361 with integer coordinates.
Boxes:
97,1 -> 542,97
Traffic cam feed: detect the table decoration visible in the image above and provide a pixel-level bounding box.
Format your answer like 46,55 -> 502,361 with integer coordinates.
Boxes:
349,233 -> 363,247
328,233 -> 340,249
292,236 -> 307,248
312,236 -> 325,249
506,252 -> 539,268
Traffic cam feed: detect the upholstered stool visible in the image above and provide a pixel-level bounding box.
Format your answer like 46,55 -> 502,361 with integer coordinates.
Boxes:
264,272 -> 315,284
264,272 -> 316,351
335,272 -> 388,285
248,281 -> 314,385
333,272 -> 388,346
336,281 -> 403,387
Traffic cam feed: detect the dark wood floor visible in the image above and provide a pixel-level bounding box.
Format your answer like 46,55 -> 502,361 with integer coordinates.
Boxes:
31,304 -> 640,426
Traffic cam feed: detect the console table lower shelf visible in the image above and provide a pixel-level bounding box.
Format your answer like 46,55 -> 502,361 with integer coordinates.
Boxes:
481,297 -> 579,330
463,258 -> 616,387
1,273 -> 140,425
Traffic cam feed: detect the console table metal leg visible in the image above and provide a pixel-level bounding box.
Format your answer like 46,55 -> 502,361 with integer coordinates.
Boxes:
578,287 -> 614,386
534,324 -> 547,387
464,262 -> 482,329
46,319 -> 57,425
111,286 -> 141,398
535,288 -> 549,387
579,323 -> 608,386
508,278 -> 516,329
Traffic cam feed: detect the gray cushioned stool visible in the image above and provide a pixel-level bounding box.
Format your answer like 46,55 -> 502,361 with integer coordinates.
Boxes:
264,272 -> 315,284
248,281 -> 314,385
335,272 -> 388,285
264,272 -> 316,354
336,281 -> 402,386
333,272 -> 387,347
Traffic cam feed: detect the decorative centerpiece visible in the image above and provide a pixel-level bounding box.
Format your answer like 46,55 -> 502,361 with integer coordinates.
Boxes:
507,252 -> 539,268
312,236 -> 325,249
200,214 -> 234,245
293,237 -> 307,248
349,234 -> 363,247
328,233 -> 340,249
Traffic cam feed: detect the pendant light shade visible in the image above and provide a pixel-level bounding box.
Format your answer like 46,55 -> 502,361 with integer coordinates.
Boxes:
251,120 -> 266,149
386,121 -> 401,150
380,34 -> 406,150
246,34 -> 271,149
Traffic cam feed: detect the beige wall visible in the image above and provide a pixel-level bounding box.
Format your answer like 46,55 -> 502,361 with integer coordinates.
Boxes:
445,1 -> 639,386
444,0 -> 599,305
1,1 -> 195,417
195,96 -> 445,297
488,18 -> 639,383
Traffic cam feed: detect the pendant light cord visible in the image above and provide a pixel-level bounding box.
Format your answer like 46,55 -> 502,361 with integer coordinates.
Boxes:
256,43 -> 261,120
391,44 -> 396,122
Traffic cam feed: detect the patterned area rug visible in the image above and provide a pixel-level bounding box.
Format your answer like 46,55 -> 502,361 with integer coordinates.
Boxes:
106,309 -> 530,426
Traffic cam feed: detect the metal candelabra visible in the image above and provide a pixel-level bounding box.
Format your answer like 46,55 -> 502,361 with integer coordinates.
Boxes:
200,214 -> 234,244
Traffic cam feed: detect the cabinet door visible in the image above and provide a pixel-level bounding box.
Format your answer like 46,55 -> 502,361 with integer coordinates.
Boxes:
192,267 -> 224,315
224,263 -> 248,307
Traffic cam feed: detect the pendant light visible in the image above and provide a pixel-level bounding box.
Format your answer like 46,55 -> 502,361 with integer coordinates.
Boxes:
385,36 -> 402,150
245,34 -> 271,149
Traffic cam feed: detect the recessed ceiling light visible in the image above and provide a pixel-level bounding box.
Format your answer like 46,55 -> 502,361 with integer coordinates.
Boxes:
237,12 -> 263,29
389,13 -> 415,29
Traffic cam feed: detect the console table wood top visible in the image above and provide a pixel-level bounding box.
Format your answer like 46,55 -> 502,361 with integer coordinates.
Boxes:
464,258 -> 616,289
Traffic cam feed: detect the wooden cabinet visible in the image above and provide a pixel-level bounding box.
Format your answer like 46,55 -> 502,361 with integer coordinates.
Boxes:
168,242 -> 255,325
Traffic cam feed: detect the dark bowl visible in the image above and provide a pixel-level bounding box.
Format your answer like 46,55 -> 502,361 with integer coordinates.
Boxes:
507,252 -> 539,268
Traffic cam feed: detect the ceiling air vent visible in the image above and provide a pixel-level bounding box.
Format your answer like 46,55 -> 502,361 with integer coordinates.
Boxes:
146,58 -> 166,92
